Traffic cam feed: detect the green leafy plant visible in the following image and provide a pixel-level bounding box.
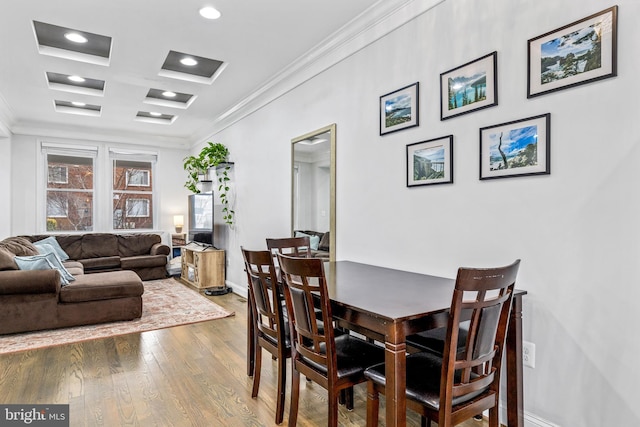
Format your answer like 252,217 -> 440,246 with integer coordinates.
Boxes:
183,142 -> 234,226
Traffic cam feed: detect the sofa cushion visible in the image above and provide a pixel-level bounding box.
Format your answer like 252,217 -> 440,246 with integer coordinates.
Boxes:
51,235 -> 84,260
81,234 -> 118,258
121,255 -> 168,270
0,237 -> 39,257
62,261 -> 84,276
60,270 -> 143,303
117,234 -> 162,257
78,256 -> 121,271
0,248 -> 18,270
33,236 -> 70,261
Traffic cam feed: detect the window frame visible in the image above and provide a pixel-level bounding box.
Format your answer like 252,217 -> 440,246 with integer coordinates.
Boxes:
125,198 -> 150,218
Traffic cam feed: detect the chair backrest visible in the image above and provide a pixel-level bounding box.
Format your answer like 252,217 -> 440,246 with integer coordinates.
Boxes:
241,248 -> 287,345
266,236 -> 313,258
441,259 -> 520,406
276,253 -> 337,380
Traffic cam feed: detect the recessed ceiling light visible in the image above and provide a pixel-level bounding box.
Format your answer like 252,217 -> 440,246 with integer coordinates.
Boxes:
199,6 -> 221,20
68,75 -> 85,83
149,112 -> 162,116
180,57 -> 198,66
162,91 -> 177,98
71,101 -> 86,106
64,32 -> 88,43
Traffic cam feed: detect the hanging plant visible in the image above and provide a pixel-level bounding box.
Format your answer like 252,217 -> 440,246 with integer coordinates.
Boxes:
183,142 -> 234,226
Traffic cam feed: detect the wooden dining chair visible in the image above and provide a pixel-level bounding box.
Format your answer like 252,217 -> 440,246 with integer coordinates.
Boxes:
364,260 -> 520,427
277,253 -> 386,427
266,236 -> 312,258
241,248 -> 290,424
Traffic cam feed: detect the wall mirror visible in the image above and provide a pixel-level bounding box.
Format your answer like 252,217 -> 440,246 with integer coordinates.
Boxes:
291,123 -> 336,261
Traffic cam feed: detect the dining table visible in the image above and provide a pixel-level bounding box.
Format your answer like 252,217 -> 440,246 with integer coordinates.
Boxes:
246,260 -> 527,427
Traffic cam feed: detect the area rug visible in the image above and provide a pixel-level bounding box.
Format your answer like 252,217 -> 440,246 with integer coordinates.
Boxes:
0,278 -> 235,355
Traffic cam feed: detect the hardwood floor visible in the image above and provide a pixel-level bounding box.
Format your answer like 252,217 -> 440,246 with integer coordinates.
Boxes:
0,284 -> 489,426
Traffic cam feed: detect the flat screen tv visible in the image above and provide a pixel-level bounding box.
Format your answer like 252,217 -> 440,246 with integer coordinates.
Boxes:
188,192 -> 214,247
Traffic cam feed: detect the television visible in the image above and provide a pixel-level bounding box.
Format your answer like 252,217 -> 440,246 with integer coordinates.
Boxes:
188,193 -> 214,247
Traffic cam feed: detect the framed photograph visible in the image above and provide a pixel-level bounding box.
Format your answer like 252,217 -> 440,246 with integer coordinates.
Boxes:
440,52 -> 498,120
479,113 -> 550,180
380,82 -> 419,135
527,6 -> 617,98
407,135 -> 453,187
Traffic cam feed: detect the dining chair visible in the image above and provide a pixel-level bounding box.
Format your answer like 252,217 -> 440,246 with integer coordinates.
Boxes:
277,253 -> 386,427
266,236 -> 312,258
241,247 -> 290,424
364,259 -> 520,427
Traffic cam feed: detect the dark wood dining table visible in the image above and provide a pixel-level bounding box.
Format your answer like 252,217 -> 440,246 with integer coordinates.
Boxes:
246,260 -> 527,427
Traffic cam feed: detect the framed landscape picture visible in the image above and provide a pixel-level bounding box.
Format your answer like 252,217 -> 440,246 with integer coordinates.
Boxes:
440,52 -> 497,120
380,82 -> 419,135
479,113 -> 550,180
407,135 -> 453,187
527,6 -> 617,98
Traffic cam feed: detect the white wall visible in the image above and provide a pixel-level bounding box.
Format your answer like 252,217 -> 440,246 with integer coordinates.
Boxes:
211,0 -> 640,425
8,134 -> 189,240
0,135 -> 11,238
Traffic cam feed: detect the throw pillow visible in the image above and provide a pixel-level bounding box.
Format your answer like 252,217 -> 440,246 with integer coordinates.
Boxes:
0,237 -> 39,256
0,248 -> 18,270
14,253 -> 75,286
33,236 -> 70,261
294,231 -> 320,251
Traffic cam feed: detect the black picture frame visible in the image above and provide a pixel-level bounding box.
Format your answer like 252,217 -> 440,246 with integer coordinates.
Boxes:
527,6 -> 617,98
440,52 -> 498,120
479,113 -> 550,180
380,82 -> 419,135
406,135 -> 453,187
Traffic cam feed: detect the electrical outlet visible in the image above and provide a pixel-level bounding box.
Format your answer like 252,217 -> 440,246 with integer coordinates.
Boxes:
523,341 -> 536,368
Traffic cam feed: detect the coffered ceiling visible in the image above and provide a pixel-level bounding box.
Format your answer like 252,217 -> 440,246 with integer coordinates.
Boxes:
0,0 -> 389,148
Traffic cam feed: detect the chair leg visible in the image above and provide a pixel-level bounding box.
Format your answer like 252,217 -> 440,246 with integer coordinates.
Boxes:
366,381 -> 379,427
328,389 -> 340,427
275,354 -> 286,424
488,407 -> 499,427
420,415 -> 432,427
289,368 -> 301,427
345,386 -> 354,411
251,346 -> 262,398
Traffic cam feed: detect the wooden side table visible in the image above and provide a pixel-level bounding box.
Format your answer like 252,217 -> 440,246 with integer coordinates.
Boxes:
180,246 -> 225,290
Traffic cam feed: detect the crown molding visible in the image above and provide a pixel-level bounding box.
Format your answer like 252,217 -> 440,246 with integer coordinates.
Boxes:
192,0 -> 446,146
11,120 -> 191,149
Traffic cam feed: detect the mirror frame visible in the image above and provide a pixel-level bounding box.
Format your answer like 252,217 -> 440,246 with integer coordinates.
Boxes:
291,123 -> 336,261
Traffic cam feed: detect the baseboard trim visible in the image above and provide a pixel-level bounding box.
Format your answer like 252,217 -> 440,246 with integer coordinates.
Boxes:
524,412 -> 560,427
499,406 -> 560,427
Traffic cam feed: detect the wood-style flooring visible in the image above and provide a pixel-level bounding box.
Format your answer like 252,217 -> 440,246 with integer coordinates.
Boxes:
0,283 -> 490,426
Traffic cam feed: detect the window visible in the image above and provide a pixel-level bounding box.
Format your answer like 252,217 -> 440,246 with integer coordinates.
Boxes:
126,198 -> 149,217
112,151 -> 156,230
45,153 -> 94,231
48,165 -> 68,184
126,169 -> 150,186
47,197 -> 68,217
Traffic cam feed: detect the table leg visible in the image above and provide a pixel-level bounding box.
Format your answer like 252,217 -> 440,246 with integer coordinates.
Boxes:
247,295 -> 255,377
506,294 -> 524,426
384,333 -> 407,427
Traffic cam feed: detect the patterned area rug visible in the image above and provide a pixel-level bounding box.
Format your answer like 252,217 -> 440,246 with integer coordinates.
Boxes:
0,278 -> 235,355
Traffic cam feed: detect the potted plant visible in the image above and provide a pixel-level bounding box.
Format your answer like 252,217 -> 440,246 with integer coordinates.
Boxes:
183,142 -> 234,226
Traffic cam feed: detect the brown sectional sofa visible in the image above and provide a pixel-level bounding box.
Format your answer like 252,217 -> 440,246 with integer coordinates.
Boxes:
0,233 -> 170,335
23,233 -> 170,281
